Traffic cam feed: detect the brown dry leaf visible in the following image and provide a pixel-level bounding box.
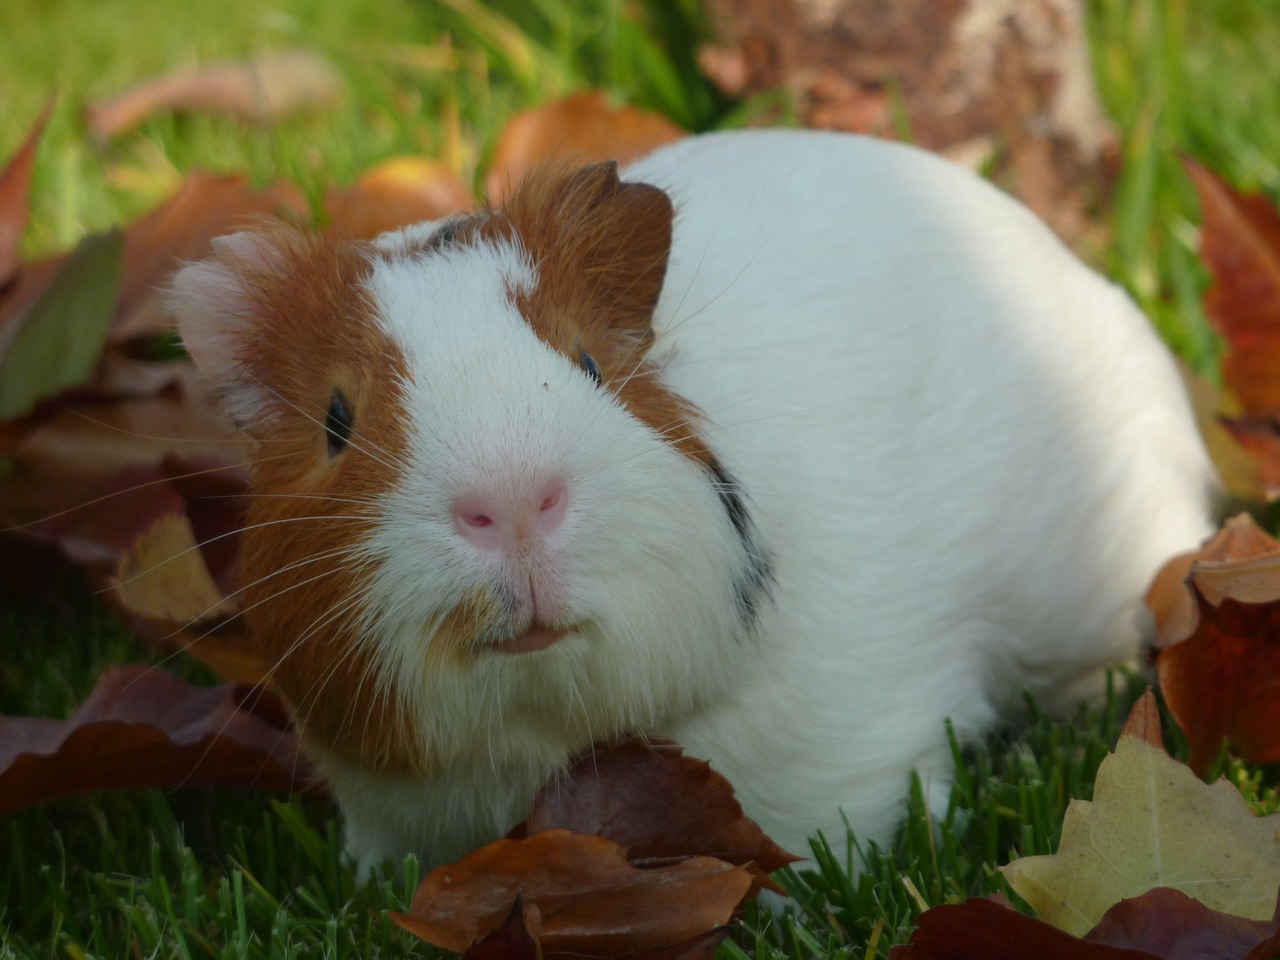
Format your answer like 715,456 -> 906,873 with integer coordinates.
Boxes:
1148,514 -> 1280,774
0,103 -> 51,288
888,895 -> 1148,960
1146,514 -> 1280,649
0,367 -> 246,527
1084,887 -> 1280,959
485,92 -> 685,203
0,664 -> 317,815
0,169 -> 305,406
889,888 -> 1280,960
522,738 -> 797,874
463,897 -> 542,960
1186,159 -> 1280,497
85,49 -> 343,141
1185,159 -> 1280,419
110,171 -> 308,344
1000,692 -> 1280,937
325,157 -> 473,240
392,829 -> 752,957
1,437 -> 268,684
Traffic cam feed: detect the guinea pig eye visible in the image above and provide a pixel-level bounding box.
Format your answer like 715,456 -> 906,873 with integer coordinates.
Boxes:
579,350 -> 603,387
325,390 -> 354,456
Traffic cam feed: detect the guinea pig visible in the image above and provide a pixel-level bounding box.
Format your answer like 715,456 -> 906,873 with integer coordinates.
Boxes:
168,129 -> 1216,876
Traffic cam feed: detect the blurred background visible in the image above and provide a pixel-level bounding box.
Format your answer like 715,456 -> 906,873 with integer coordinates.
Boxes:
3,0 -> 1279,373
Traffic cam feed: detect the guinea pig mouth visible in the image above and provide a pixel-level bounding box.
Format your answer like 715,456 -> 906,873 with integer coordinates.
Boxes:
489,623 -> 573,655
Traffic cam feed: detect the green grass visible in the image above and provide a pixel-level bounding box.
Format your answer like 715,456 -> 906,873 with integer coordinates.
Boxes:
3,0 -> 1280,957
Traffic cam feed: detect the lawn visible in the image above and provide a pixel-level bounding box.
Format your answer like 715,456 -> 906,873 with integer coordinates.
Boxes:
2,0 -> 1280,957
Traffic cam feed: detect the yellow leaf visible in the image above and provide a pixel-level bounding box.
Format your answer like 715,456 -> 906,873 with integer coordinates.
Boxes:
1001,692 -> 1280,936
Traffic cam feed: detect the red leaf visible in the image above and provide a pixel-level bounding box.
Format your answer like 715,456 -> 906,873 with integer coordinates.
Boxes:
890,888 -> 1280,960
1152,515 -> 1280,774
888,896 -> 1154,960
0,665 -> 318,815
1084,888 -> 1280,960
110,172 -> 308,344
461,895 -> 732,960
463,897 -> 542,960
522,738 -> 798,874
0,103 -> 51,289
392,830 -> 752,958
1186,159 -> 1280,419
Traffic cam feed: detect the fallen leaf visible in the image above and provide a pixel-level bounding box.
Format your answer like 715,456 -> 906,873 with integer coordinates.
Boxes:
485,92 -> 685,203
0,664 -> 317,815
110,171 -> 308,344
1,168 -> 304,451
0,367 -> 246,529
1146,513 -> 1279,650
325,156 -> 473,240
85,49 -> 344,141
392,830 -> 752,957
888,895 -> 1151,960
1084,887 -> 1280,959
622,928 -> 732,960
0,103 -> 51,288
0,230 -> 124,420
1155,539 -> 1280,774
1185,159 -> 1280,419
463,897 -> 541,960
522,738 -> 797,873
889,887 -> 1280,960
1000,692 -> 1280,936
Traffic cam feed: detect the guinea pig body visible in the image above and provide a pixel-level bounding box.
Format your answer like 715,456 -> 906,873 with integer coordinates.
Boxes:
170,130 -> 1215,875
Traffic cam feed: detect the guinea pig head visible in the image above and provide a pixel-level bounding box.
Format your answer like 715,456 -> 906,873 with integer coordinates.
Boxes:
169,162 -> 768,776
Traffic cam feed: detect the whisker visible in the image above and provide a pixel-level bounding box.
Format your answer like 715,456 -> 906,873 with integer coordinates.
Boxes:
3,455 -> 287,532
62,407 -> 268,445
134,559 -> 353,677
97,513 -> 373,595
243,372 -> 407,475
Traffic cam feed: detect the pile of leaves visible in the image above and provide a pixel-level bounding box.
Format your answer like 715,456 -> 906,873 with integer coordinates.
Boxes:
4,52 -> 1280,956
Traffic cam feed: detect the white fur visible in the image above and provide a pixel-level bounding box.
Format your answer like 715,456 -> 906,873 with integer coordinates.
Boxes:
224,131 -> 1218,873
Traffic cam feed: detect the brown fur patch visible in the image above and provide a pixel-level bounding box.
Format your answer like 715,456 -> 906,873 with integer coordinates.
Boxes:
481,162 -> 716,467
208,227 -> 424,773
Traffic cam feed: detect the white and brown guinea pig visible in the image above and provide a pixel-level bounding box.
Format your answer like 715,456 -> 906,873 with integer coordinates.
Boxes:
169,129 -> 1216,876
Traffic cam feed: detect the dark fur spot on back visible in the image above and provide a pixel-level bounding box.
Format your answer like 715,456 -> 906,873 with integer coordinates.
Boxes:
705,456 -> 774,624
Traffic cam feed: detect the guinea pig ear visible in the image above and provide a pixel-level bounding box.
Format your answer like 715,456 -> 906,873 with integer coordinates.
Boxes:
511,160 -> 675,331
167,231 -> 281,427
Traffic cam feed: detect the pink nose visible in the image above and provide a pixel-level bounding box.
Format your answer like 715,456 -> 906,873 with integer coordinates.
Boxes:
453,479 -> 569,550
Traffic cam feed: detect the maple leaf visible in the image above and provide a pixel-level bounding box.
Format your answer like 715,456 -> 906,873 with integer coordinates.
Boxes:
1000,692 -> 1280,937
